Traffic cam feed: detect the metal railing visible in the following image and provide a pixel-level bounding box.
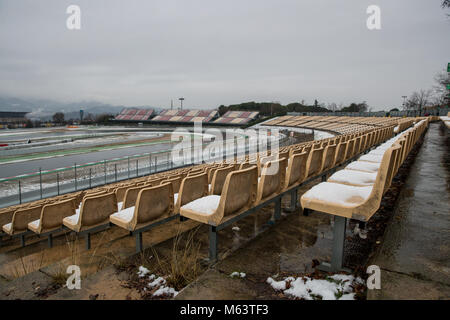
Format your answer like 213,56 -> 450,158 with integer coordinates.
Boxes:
0,135 -> 289,209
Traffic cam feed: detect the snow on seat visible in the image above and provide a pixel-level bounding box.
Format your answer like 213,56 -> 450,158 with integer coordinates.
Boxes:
180,195 -> 221,216
302,182 -> 373,206
180,166 -> 258,226
28,219 -> 40,232
2,222 -> 12,233
345,161 -> 380,173
2,205 -> 42,235
110,183 -> 174,231
63,211 -> 80,226
301,144 -> 401,221
63,192 -> 117,233
358,154 -> 383,163
110,206 -> 135,224
327,169 -> 378,186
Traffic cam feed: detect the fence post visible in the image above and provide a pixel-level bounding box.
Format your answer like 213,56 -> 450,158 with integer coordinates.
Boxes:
39,167 -> 43,199
114,163 -> 117,182
136,159 -> 138,177
104,160 -> 107,184
89,168 -> 92,188
149,154 -> 151,173
57,172 -> 60,195
74,163 -> 77,191
18,180 -> 22,204
128,156 -> 130,178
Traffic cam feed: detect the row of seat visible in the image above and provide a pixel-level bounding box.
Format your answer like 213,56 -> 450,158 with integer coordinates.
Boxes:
264,115 -> 407,135
0,122 -> 396,254
299,118 -> 429,272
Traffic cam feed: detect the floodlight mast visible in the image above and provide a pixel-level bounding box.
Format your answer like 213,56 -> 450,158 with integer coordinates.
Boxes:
179,97 -> 185,110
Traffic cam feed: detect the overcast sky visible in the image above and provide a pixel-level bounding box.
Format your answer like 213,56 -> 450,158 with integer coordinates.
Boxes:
0,0 -> 448,110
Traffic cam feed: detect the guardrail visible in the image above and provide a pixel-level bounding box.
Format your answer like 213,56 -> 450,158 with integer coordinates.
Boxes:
0,134 -> 290,209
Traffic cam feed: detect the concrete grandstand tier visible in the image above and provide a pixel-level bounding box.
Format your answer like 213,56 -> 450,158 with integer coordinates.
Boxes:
264,115 -> 406,134
114,108 -> 154,121
214,111 -> 259,124
151,109 -> 218,123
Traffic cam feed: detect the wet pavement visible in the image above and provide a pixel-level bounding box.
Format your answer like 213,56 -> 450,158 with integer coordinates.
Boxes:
368,122 -> 450,299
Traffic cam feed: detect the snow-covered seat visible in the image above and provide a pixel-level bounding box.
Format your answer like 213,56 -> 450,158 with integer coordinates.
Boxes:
180,166 -> 258,226
0,207 -> 18,236
301,144 -> 400,222
358,154 -> 384,163
2,205 -> 42,236
174,172 -> 209,214
110,183 -> 175,252
63,192 -> 117,249
345,161 -> 381,173
27,198 -> 75,247
327,169 -> 378,187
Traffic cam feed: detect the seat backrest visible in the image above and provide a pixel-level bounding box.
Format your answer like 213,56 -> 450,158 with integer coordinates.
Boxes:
161,176 -> 182,193
147,177 -> 164,186
11,206 -> 42,233
334,142 -> 347,165
210,166 -> 235,195
256,157 -> 287,203
131,183 -> 174,229
123,186 -> 144,209
305,147 -> 325,178
345,139 -> 355,160
284,151 -> 309,189
115,186 -> 129,203
321,144 -> 337,172
216,166 -> 258,220
40,198 -> 76,233
176,172 -> 209,213
238,161 -> 252,170
79,192 -> 118,228
352,136 -> 362,157
381,146 -> 401,195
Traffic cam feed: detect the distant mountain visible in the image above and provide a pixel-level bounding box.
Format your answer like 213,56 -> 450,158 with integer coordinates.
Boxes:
0,96 -> 162,120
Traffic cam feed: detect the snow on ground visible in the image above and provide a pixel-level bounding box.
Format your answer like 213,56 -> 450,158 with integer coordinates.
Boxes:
137,266 -> 151,278
136,266 -> 179,298
267,274 -> 364,300
230,271 -> 246,278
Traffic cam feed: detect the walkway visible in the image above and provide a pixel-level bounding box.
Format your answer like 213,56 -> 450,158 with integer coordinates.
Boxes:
368,122 -> 450,299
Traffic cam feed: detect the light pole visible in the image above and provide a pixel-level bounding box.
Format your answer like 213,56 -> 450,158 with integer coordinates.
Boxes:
401,96 -> 407,108
401,95 -> 407,114
179,97 -> 185,110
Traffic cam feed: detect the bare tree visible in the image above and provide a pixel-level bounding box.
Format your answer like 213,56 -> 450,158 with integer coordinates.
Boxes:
442,0 -> 450,8
404,90 -> 431,115
327,102 -> 338,112
432,72 -> 450,105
